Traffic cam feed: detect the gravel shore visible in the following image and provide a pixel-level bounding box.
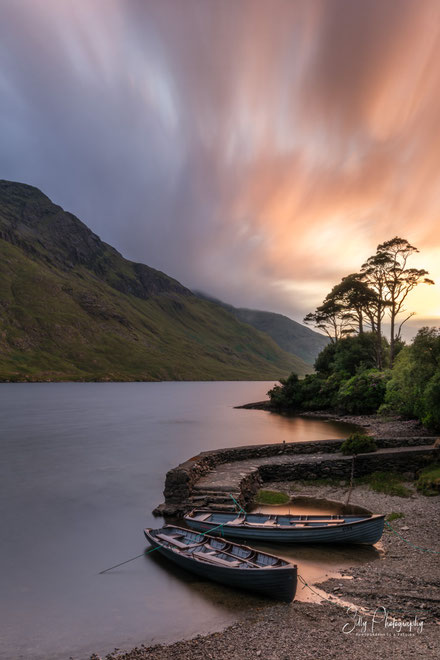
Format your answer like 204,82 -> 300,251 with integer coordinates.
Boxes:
300,411 -> 437,440
91,482 -> 440,660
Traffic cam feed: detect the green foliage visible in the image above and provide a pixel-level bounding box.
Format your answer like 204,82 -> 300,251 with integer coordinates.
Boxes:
268,370 -> 346,411
382,328 -> 440,430
315,332 -> 381,376
336,369 -> 390,414
356,471 -> 412,497
416,464 -> 440,496
0,182 -> 312,382
386,512 -> 404,522
268,373 -> 303,409
340,433 -> 377,455
255,489 -> 290,505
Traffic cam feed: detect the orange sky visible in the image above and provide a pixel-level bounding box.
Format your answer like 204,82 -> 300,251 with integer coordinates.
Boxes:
1,0 -> 440,336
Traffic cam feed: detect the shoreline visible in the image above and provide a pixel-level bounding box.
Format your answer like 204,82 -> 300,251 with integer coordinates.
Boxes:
90,409 -> 439,659
91,482 -> 439,659
236,402 -> 437,440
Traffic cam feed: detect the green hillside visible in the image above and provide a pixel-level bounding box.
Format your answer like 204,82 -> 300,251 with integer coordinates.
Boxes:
0,180 -> 311,381
194,293 -> 329,364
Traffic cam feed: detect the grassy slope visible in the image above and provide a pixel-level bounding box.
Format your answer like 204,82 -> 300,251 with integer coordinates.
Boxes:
0,223 -> 311,382
193,292 -> 328,365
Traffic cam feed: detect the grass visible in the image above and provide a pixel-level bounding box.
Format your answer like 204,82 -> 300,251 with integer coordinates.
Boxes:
386,512 -> 404,522
356,471 -> 413,497
416,463 -> 440,496
255,489 -> 290,505
0,237 -> 312,382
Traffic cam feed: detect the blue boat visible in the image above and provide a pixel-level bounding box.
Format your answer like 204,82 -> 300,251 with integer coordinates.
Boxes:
144,524 -> 297,602
184,510 -> 385,545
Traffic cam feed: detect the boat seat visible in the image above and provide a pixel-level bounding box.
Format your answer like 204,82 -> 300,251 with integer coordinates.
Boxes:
156,533 -> 201,549
263,520 -> 276,526
295,520 -> 345,526
227,517 -> 245,526
193,552 -> 240,567
194,513 -> 211,522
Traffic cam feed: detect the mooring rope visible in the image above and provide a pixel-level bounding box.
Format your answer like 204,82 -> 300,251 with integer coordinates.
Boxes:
229,493 -> 247,515
384,520 -> 440,554
99,522 -> 227,573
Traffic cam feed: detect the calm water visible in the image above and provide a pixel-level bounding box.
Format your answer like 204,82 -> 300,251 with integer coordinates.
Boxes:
0,382 -> 364,660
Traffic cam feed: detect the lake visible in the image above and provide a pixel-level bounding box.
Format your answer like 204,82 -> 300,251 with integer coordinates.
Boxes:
0,382 -> 362,659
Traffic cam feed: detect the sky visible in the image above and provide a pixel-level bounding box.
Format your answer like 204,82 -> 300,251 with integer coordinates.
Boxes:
1,0 -> 440,337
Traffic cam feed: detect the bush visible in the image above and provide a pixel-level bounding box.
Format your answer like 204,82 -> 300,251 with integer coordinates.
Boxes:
299,372 -> 346,410
315,332 -> 386,376
267,372 -> 303,409
268,371 -> 348,411
416,463 -> 440,496
383,328 -> 440,430
340,433 -> 377,455
420,372 -> 440,429
337,369 -> 390,414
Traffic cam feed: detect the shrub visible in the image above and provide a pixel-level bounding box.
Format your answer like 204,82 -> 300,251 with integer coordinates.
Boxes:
383,328 -> 440,430
340,433 -> 377,455
420,372 -> 440,430
315,332 -> 386,376
267,372 -> 303,409
416,463 -> 440,496
337,369 -> 390,414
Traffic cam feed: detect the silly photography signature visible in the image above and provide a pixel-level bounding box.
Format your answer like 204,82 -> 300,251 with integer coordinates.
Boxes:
342,606 -> 424,636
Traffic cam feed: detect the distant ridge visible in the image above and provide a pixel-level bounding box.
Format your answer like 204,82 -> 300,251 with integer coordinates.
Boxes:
194,292 -> 329,364
0,180 -> 312,381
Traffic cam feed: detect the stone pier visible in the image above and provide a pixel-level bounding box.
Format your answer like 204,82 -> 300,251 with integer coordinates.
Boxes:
153,436 -> 437,516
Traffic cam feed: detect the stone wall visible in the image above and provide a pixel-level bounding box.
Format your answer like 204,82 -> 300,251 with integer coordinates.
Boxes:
154,437 -> 436,515
259,448 -> 435,482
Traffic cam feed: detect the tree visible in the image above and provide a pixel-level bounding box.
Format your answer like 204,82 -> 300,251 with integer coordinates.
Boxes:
360,252 -> 390,369
305,236 -> 433,369
376,237 -> 434,364
327,273 -> 378,334
304,297 -> 349,342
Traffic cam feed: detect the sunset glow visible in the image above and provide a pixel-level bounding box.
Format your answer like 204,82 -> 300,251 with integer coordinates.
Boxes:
1,0 -> 440,335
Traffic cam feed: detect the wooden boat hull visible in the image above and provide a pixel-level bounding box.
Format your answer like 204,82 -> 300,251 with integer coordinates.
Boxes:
144,529 -> 297,602
185,512 -> 385,545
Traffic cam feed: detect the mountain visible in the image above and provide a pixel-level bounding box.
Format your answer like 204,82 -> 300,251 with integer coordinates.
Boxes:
194,293 -> 329,364
0,180 -> 312,381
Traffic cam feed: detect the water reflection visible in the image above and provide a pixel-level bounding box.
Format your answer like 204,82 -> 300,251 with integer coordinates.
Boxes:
246,497 -> 383,602
264,413 -> 361,440
0,382 -> 364,660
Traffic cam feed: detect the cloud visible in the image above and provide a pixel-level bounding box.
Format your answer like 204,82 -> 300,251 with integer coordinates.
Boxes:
1,0 -> 440,330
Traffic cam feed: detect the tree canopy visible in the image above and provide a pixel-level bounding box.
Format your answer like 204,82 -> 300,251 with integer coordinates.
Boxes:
304,236 -> 434,367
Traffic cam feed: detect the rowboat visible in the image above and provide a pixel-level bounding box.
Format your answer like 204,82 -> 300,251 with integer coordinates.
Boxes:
184,509 -> 385,545
144,524 -> 297,602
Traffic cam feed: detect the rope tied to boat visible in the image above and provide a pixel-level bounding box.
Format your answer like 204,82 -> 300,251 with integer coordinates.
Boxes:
229,493 -> 247,515
384,520 -> 440,554
99,521 -> 227,573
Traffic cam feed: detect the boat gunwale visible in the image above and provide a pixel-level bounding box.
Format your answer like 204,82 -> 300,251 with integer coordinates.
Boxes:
144,525 -> 297,572
185,509 -> 386,531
